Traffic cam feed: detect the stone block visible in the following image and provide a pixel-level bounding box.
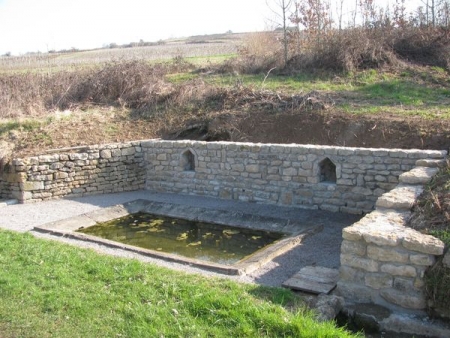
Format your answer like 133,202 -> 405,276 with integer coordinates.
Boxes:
399,166 -> 439,185
365,273 -> 393,289
156,153 -> 167,161
415,159 -> 447,168
246,164 -> 260,173
54,172 -> 69,180
376,185 -> 423,210
380,289 -> 426,309
121,147 -> 135,156
341,254 -> 379,272
21,181 -> 44,191
339,266 -> 365,283
341,240 -> 366,256
342,227 -> 363,241
367,245 -> 408,263
231,164 -> 245,172
393,277 -> 414,292
5,173 -> 26,183
68,153 -> 89,161
11,190 -> 32,201
335,282 -> 373,302
279,191 -> 293,205
409,253 -> 435,266
380,264 -> 416,277
402,233 -> 444,255
363,231 -> 400,247
38,154 -> 60,163
100,149 -> 112,159
111,149 -> 122,157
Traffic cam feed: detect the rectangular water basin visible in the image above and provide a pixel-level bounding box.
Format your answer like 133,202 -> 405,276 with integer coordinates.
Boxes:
34,199 -> 319,275
77,212 -> 285,265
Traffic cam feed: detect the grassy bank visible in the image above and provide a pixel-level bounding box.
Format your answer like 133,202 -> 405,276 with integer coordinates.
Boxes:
0,230 -> 358,338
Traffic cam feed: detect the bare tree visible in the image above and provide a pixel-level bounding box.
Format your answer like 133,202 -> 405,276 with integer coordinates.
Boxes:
359,0 -> 377,28
292,0 -> 332,44
393,0 -> 407,27
420,0 -> 450,26
266,0 -> 293,67
336,0 -> 345,31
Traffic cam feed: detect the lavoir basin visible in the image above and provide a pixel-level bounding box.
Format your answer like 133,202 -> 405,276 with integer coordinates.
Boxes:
34,199 -> 320,275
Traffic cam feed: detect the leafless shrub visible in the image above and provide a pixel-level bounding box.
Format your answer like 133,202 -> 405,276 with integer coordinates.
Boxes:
226,25 -> 449,75
218,32 -> 283,74
56,60 -> 176,110
392,26 -> 450,69
0,60 -> 197,118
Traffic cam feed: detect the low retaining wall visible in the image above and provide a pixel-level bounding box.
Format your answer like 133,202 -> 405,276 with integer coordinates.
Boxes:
1,140 -> 447,213
1,142 -> 146,203
143,140 -> 446,214
337,161 -> 446,312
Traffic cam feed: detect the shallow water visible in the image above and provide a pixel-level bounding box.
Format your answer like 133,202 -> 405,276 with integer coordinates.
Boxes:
77,212 -> 284,265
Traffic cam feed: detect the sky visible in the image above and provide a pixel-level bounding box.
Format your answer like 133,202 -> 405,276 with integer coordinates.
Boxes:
0,0 -> 423,56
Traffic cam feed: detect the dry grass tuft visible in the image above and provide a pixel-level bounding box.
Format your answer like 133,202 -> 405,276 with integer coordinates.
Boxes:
0,60 -> 196,118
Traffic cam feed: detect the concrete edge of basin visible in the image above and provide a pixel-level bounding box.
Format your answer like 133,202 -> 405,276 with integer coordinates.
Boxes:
33,199 -> 321,276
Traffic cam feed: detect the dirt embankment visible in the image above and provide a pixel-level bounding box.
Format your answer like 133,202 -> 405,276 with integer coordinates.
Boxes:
2,108 -> 450,159
166,110 -> 450,151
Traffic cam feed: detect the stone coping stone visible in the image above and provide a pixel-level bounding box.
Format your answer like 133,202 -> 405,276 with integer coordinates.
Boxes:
399,166 -> 440,185
34,199 -> 321,276
415,159 -> 448,168
343,210 -> 445,255
376,185 -> 423,211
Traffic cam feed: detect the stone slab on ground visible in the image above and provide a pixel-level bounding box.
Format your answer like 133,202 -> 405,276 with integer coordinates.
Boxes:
0,199 -> 18,208
282,266 -> 339,294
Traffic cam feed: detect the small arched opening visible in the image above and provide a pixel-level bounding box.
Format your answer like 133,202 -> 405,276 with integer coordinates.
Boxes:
181,149 -> 196,171
319,157 -> 336,183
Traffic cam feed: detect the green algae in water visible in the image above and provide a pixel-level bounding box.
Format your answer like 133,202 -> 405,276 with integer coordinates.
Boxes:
77,212 -> 284,265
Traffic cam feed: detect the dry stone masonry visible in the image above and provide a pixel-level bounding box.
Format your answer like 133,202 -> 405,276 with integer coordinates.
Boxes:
0,139 -> 447,314
142,140 -> 446,214
2,140 -> 445,210
337,159 -> 447,312
0,142 -> 146,202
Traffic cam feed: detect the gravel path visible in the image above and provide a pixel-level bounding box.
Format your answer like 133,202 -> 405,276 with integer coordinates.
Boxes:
0,191 -> 361,287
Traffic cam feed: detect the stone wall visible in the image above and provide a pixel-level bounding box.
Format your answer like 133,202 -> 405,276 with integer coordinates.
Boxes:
1,139 -> 448,313
0,168 -> 9,199
143,140 -> 446,214
337,160 -> 446,312
2,142 -> 146,203
2,139 -> 446,211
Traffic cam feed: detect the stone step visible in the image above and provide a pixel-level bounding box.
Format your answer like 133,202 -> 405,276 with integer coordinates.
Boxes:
399,166 -> 439,185
415,158 -> 447,168
0,199 -> 19,208
375,185 -> 423,211
282,266 -> 339,294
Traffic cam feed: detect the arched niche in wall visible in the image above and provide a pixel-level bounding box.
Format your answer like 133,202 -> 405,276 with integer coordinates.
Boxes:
180,149 -> 196,172
319,157 -> 337,183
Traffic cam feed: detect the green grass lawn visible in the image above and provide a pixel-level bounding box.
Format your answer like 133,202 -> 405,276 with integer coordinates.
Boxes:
0,230 -> 359,338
